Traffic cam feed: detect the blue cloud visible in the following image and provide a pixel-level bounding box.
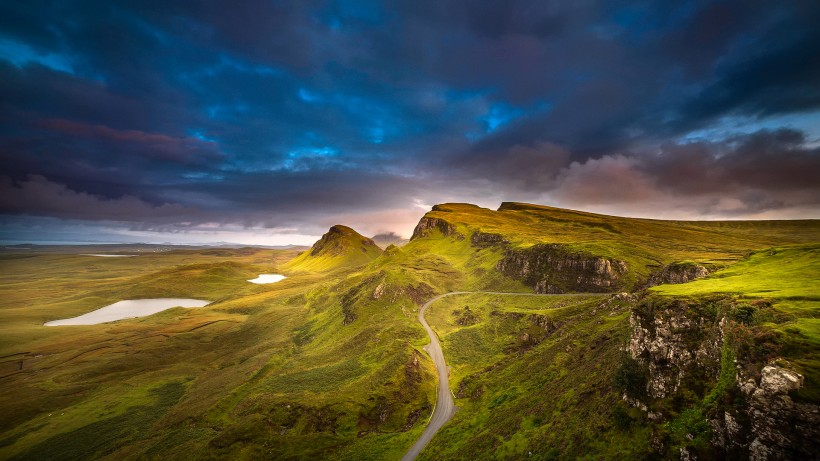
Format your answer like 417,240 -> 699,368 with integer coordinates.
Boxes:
1,0 -> 819,242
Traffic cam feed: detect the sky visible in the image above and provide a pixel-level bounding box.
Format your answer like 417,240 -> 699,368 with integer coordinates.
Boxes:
1,0 -> 819,245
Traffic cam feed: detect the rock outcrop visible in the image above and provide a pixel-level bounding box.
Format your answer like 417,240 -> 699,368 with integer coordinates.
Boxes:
496,243 -> 627,293
371,279 -> 434,306
627,300 -> 723,399
646,262 -> 709,287
411,217 -> 464,240
470,231 -> 509,247
710,363 -> 820,460
627,298 -> 820,459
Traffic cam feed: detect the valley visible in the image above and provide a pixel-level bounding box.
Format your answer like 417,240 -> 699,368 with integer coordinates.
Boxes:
0,202 -> 818,460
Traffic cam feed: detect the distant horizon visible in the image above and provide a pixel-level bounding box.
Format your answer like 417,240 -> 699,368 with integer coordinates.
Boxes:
0,240 -> 310,248
3,200 -> 819,247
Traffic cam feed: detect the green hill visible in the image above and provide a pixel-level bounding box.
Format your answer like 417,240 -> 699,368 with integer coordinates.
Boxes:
0,203 -> 818,460
399,202 -> 818,293
284,225 -> 383,272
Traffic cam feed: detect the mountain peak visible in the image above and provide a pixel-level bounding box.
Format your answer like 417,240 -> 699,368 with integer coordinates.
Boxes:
310,225 -> 380,257
286,225 -> 382,272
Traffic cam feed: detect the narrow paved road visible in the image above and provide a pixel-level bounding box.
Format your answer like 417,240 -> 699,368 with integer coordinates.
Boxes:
401,291 -> 594,461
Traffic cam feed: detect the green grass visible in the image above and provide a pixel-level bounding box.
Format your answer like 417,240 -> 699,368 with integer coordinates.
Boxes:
7,381 -> 186,461
651,244 -> 820,299
1,203 -> 818,460
419,293 -> 653,460
416,203 -> 820,289
0,246 -> 435,460
650,244 -> 820,404
284,225 -> 382,273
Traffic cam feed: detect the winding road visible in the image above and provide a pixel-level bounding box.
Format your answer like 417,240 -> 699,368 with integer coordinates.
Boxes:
401,291 -> 593,461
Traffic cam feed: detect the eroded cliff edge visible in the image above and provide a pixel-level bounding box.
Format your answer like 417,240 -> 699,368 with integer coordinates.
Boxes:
497,244 -> 628,293
624,296 -> 819,460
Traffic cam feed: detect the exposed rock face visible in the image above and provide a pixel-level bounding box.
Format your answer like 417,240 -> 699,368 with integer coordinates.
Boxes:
496,243 -> 627,293
452,306 -> 479,326
727,364 -> 818,460
646,262 -> 709,287
470,231 -> 509,247
627,301 -> 723,399
628,299 -> 820,459
411,217 -> 464,240
371,278 -> 434,307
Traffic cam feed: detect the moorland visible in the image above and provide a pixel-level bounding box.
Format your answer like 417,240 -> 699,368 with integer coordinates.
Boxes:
1,202 -> 818,460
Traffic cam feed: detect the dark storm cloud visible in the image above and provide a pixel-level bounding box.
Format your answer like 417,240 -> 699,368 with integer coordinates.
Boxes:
650,129 -> 820,194
680,26 -> 820,124
549,129 -> 820,217
1,0 -> 819,242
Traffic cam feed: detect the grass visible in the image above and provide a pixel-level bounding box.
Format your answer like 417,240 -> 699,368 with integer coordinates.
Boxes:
419,293 -> 654,460
1,202 -> 818,460
651,243 -> 820,299
651,243 -> 820,404
416,203 -> 820,288
0,246 -> 435,460
284,225 -> 382,273
7,381 -> 186,461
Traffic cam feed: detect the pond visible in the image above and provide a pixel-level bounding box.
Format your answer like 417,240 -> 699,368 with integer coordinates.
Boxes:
45,298 -> 211,326
247,274 -> 286,284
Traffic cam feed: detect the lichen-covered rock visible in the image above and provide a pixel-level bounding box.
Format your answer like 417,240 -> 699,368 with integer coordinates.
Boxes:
737,363 -> 819,460
627,300 -> 723,399
758,365 -> 803,394
496,243 -> 628,293
710,410 -> 744,450
411,217 -> 464,240
646,262 -> 709,287
628,298 -> 820,459
372,282 -> 387,300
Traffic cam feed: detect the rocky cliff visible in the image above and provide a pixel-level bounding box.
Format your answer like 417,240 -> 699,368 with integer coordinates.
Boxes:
646,262 -> 710,287
411,217 -> 464,240
709,362 -> 819,460
496,243 -> 628,293
628,298 -> 724,399
626,297 -> 820,459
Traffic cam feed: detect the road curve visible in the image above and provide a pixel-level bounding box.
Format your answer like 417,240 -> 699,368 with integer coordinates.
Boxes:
401,291 -> 594,461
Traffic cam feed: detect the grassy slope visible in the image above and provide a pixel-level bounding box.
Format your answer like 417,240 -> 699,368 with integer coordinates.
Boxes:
0,249 -> 296,457
420,202 -> 820,286
284,225 -> 382,273
651,244 -> 820,299
420,293 -> 652,460
1,203 -> 818,460
0,247 -> 435,461
405,207 -> 819,459
651,243 -> 820,404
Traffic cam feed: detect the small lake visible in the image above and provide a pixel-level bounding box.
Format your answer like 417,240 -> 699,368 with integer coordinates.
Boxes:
81,254 -> 136,258
45,298 -> 211,326
247,274 -> 286,284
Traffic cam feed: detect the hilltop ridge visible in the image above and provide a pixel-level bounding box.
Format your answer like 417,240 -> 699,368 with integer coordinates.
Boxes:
406,201 -> 820,291
285,224 -> 382,272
